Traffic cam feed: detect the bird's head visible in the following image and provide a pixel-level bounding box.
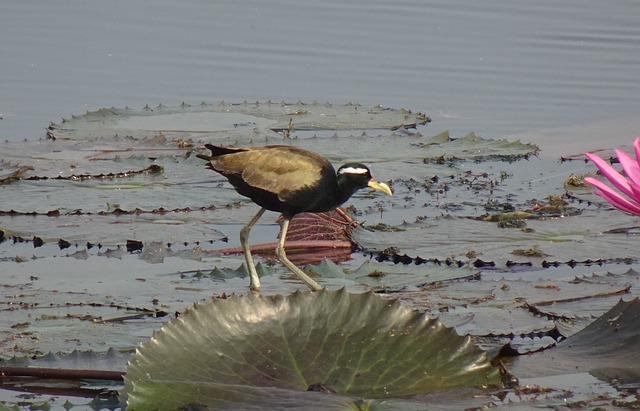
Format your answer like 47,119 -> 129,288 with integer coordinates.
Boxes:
336,163 -> 393,196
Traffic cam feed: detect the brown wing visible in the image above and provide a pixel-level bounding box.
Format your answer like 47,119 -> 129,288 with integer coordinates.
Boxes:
211,146 -> 330,198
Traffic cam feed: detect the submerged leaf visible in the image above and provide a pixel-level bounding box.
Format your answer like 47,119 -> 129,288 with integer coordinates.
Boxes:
121,289 -> 502,409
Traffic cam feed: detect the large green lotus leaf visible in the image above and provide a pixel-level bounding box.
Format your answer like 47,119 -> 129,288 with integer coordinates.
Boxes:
47,101 -> 430,141
121,288 -> 502,410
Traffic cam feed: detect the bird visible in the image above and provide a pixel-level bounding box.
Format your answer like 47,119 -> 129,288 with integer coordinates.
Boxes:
197,144 -> 392,292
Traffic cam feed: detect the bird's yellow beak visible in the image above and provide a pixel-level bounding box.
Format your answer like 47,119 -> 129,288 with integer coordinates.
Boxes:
368,180 -> 393,196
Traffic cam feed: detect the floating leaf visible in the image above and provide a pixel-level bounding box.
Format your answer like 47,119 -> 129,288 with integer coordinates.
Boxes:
121,288 -> 502,409
0,348 -> 129,373
47,102 -> 430,141
349,259 -> 480,291
0,211 -> 227,247
509,298 -> 640,381
203,262 -> 277,280
0,160 -> 32,184
417,131 -> 539,161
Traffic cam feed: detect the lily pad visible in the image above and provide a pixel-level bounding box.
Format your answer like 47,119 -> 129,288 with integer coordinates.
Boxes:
121,288 -> 503,410
417,131 -> 539,161
509,298 -> 640,381
47,101 -> 431,141
0,160 -> 32,184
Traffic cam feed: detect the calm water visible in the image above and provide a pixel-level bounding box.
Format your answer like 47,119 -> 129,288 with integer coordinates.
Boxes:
2,3 -> 640,408
1,0 -> 640,152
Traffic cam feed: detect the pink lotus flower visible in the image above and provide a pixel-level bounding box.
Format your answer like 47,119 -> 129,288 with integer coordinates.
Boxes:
584,137 -> 640,216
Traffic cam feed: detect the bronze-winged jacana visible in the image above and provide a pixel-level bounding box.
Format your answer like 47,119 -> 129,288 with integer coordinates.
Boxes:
197,144 -> 392,291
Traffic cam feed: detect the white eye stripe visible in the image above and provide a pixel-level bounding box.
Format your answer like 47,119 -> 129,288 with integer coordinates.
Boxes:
338,167 -> 369,175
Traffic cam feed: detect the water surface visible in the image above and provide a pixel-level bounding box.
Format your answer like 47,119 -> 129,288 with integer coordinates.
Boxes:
1,0 -> 639,153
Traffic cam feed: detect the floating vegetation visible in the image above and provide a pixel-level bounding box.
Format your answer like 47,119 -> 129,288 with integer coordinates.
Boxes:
2,102 -> 640,410
23,164 -> 164,181
563,172 -> 590,189
415,131 -> 539,162
0,160 -> 33,184
511,244 -> 551,258
46,101 -> 431,141
121,289 -> 504,409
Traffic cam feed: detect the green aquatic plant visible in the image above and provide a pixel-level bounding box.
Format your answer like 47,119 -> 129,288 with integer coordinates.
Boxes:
121,289 -> 504,410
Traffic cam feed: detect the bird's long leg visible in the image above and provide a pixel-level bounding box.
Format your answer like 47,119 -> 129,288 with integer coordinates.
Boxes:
275,218 -> 323,291
240,207 -> 266,292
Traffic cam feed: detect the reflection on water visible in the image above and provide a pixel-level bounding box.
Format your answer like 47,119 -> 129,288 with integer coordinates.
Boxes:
0,0 -> 639,145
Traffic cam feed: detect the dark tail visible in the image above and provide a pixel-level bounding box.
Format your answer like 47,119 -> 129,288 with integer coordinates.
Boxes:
196,144 -> 246,161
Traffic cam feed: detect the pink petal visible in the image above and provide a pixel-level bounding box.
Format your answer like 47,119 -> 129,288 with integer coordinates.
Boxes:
634,137 -> 640,167
630,182 -> 640,203
584,176 -> 640,216
615,148 -> 640,187
585,152 -> 634,199
597,191 -> 640,215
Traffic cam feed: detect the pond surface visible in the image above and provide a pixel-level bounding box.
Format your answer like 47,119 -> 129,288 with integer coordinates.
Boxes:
1,1 -> 640,410
1,0 -> 640,151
